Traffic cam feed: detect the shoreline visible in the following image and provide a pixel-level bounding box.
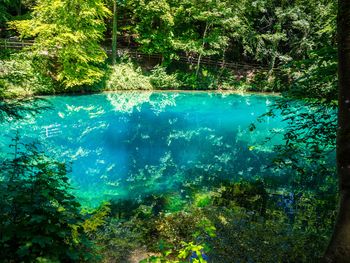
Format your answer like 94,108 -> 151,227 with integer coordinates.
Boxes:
36,89 -> 281,99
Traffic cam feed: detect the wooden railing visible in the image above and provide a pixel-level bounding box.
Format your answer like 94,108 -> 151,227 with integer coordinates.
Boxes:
0,38 -> 34,49
0,38 -> 272,71
105,48 -> 271,71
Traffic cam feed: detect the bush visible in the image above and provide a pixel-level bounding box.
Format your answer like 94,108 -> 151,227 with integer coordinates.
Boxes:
93,217 -> 146,262
149,66 -> 182,90
213,180 -> 268,216
93,179 -> 335,263
0,53 -> 55,97
105,62 -> 152,90
176,69 -> 218,90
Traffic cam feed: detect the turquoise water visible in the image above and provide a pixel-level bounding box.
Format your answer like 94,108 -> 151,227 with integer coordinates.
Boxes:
0,92 -> 285,206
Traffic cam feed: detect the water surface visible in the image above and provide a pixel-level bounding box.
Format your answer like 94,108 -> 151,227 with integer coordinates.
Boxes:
0,92 -> 284,206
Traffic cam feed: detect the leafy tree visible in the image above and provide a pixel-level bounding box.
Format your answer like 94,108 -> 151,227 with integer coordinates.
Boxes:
285,46 -> 337,101
237,0 -> 336,69
0,134 -> 96,262
0,2 -> 11,28
133,0 -> 175,60
9,0 -> 111,88
0,0 -> 36,37
172,0 -> 239,77
130,0 -> 240,67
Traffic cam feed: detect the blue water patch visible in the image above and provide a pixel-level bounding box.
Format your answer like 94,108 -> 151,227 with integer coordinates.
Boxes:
0,92 -> 285,206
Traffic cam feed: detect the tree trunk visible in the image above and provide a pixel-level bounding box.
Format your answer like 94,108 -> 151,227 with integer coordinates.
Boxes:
16,0 -> 22,16
196,22 -> 209,78
112,0 -> 117,65
323,1 -> 350,262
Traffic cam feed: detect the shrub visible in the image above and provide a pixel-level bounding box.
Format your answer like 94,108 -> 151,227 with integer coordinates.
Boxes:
0,53 -> 55,97
149,66 -> 182,89
176,69 -> 218,90
105,63 -> 152,90
213,180 -> 268,216
96,181 -> 334,263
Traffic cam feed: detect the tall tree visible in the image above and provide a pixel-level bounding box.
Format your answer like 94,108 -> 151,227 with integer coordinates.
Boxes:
0,136 -> 96,262
323,1 -> 350,262
112,0 -> 117,65
172,0 -> 239,75
10,0 -> 111,89
133,0 -> 175,60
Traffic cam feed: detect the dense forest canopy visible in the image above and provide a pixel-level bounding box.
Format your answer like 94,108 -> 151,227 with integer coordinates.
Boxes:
0,0 -> 337,97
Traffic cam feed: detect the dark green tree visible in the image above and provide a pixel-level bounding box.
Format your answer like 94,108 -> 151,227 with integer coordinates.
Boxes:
133,0 -> 175,60
0,134 -> 96,262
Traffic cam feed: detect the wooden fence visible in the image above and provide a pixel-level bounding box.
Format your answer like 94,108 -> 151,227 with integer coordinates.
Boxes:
0,38 -> 34,49
1,38 -> 272,71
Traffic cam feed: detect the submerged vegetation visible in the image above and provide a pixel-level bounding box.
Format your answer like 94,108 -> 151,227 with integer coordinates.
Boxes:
0,135 -> 338,262
0,0 -> 342,262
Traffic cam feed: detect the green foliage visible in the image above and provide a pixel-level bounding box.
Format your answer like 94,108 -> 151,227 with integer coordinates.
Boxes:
0,0 -> 340,261
106,62 -> 152,90
255,98 -> 337,193
1,0 -> 338,94
206,205 -> 328,262
237,0 -> 336,68
0,52 -> 51,122
0,52 -> 54,122
0,3 -> 10,29
92,216 -> 147,262
134,0 -> 175,59
0,135 -> 96,262
285,46 -> 337,101
96,179 -> 335,263
0,0 -> 35,35
142,241 -> 208,263
0,52 -> 55,96
176,68 -> 218,90
9,0 -> 111,89
214,180 -> 268,215
178,242 -> 207,263
152,210 -> 214,248
171,0 -> 238,62
129,0 -> 336,76
162,193 -> 187,212
82,202 -> 111,235
95,180 -> 333,261
193,192 -> 212,208
149,65 -> 182,90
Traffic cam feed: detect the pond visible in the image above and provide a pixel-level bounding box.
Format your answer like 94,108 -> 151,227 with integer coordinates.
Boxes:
1,91 -> 286,206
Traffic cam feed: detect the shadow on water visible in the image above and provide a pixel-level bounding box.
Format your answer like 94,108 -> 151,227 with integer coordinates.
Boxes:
1,92 -> 284,206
